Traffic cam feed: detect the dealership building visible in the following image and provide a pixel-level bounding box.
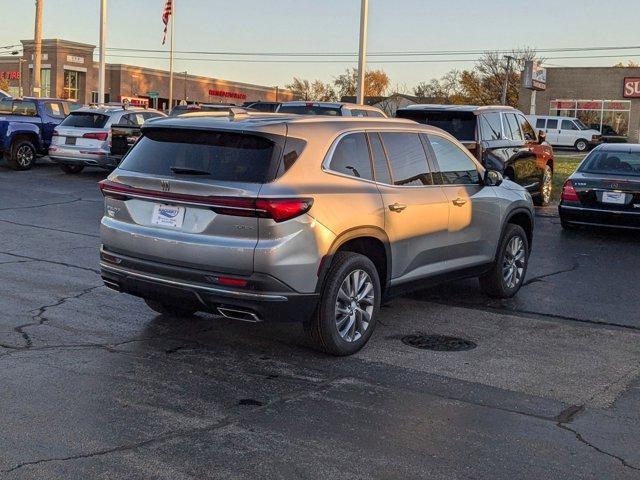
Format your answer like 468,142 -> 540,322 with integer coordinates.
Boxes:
0,39 -> 294,109
519,66 -> 640,142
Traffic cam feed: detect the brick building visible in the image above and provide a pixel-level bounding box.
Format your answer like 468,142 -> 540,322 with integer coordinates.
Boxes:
0,38 -> 294,109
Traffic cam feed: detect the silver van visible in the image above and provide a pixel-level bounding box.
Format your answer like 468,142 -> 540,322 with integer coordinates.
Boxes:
99,112 -> 534,355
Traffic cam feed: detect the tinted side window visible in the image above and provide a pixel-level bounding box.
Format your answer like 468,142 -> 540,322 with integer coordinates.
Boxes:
427,134 -> 480,185
480,112 -> 503,141
329,133 -> 373,180
350,109 -> 368,118
367,132 -> 392,184
381,132 -> 432,186
547,119 -> 558,129
12,100 -> 37,116
536,118 -> 546,129
518,114 -> 537,141
504,113 -> 523,141
562,120 -> 578,130
0,99 -> 13,114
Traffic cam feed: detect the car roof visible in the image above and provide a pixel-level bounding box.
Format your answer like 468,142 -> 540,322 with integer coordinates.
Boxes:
400,104 -> 517,114
593,143 -> 640,153
71,106 -> 160,115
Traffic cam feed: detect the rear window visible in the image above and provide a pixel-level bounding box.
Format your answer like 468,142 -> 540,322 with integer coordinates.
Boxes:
118,128 -> 283,183
60,112 -> 109,128
396,110 -> 476,141
277,105 -> 342,116
579,150 -> 640,176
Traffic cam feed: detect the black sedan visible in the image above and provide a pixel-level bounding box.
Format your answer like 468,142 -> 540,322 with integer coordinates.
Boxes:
559,144 -> 640,230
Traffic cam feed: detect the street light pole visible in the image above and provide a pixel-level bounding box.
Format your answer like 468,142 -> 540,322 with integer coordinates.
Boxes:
33,0 -> 44,97
356,0 -> 369,105
98,0 -> 107,105
501,55 -> 515,106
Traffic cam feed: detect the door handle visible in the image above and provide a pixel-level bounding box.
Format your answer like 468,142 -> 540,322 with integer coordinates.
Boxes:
452,197 -> 467,207
388,202 -> 407,213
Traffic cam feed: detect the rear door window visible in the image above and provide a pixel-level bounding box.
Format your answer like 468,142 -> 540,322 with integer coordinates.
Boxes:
479,112 -> 503,141
60,112 -> 109,128
328,133 -> 373,180
547,119 -> 558,129
367,132 -> 392,184
381,132 -> 433,186
536,118 -> 546,129
427,134 -> 480,185
119,128 -> 282,183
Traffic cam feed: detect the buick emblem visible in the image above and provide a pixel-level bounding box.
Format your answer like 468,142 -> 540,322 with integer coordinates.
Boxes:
160,180 -> 170,192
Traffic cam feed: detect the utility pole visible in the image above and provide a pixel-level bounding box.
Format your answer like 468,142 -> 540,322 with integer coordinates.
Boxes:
98,0 -> 107,105
356,0 -> 369,105
183,70 -> 187,102
33,0 -> 44,97
168,0 -> 175,113
501,55 -> 515,106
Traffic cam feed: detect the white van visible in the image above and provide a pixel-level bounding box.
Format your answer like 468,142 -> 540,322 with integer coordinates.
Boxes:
528,115 -> 601,152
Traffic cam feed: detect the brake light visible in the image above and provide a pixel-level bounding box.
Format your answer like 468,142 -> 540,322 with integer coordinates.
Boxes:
97,180 -> 313,222
83,132 -> 109,141
561,180 -> 580,203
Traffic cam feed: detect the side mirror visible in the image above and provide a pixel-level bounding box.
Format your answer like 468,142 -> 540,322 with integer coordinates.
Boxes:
538,130 -> 546,144
484,169 -> 503,187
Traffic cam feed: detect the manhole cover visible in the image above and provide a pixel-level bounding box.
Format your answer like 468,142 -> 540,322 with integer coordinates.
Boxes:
401,334 -> 477,351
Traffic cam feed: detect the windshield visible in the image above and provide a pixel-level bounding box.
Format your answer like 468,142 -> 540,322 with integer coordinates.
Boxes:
118,128 -> 281,183
60,112 -> 109,128
396,110 -> 477,141
579,150 -> 640,176
574,119 -> 590,130
277,105 -> 342,116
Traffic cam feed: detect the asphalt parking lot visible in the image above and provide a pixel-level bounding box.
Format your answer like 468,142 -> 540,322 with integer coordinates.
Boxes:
1,160 -> 640,479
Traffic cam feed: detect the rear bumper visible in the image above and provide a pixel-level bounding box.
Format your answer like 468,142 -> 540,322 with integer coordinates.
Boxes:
99,248 -> 319,323
49,147 -> 117,169
559,204 -> 640,229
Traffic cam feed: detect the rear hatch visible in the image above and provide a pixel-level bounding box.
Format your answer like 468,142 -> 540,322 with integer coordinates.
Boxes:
100,125 -> 287,275
53,111 -> 110,150
569,149 -> 640,211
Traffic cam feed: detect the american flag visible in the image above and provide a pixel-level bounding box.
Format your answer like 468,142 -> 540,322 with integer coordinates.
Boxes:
161,0 -> 172,45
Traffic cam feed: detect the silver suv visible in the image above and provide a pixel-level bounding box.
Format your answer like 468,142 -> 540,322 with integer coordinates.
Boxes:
99,112 -> 534,355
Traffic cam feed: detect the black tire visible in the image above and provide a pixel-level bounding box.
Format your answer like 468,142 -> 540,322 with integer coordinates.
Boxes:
575,139 -> 589,152
533,164 -> 553,206
479,224 -> 529,299
6,138 -> 37,170
307,251 -> 381,356
59,163 -> 85,174
144,298 -> 198,317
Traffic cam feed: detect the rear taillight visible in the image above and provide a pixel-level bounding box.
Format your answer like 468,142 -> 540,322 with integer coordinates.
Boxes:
83,132 -> 109,141
97,180 -> 313,222
561,180 -> 580,203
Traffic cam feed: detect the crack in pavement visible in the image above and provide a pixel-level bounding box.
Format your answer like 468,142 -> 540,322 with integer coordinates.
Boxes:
0,218 -> 100,239
13,284 -> 104,349
0,375 -> 346,474
555,405 -> 640,472
0,198 -> 82,212
522,261 -> 580,286
0,250 -> 100,275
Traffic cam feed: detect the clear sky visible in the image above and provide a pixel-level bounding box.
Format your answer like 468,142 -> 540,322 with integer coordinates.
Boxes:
1,0 -> 639,91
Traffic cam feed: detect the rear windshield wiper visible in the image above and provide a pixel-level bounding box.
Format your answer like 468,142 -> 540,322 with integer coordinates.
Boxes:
170,166 -> 211,175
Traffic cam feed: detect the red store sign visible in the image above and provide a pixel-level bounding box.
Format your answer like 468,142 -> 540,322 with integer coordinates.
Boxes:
208,89 -> 247,100
0,71 -> 21,80
623,77 -> 640,98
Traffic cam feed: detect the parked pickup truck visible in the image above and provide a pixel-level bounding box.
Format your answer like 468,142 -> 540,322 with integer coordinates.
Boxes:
0,97 -> 75,170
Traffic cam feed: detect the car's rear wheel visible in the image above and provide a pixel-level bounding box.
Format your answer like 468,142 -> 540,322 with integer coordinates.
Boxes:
59,163 -> 85,174
6,138 -> 36,170
533,164 -> 553,206
575,139 -> 589,152
308,251 -> 380,356
144,299 -> 197,317
479,224 -> 529,298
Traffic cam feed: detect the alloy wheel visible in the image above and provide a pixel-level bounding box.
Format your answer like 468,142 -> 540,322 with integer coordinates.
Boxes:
335,269 -> 375,342
502,236 -> 526,289
16,145 -> 34,167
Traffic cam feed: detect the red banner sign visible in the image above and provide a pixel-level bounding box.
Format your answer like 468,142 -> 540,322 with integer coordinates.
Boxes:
208,89 -> 247,100
623,77 -> 640,98
0,71 -> 21,80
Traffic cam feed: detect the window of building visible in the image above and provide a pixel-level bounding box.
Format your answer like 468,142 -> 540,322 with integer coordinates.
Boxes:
328,133 -> 373,180
380,132 -> 432,186
427,134 -> 480,185
550,99 -> 632,138
41,69 -> 51,98
479,112 -> 503,140
63,70 -> 80,100
91,91 -> 98,104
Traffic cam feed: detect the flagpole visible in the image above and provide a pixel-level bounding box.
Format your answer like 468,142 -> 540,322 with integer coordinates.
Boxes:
168,0 -> 174,113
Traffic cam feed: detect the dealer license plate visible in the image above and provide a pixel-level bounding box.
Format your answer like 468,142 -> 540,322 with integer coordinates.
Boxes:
65,137 -> 76,145
151,204 -> 185,229
601,191 -> 626,205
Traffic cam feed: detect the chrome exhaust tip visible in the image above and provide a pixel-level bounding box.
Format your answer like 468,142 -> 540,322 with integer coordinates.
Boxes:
217,307 -> 261,323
